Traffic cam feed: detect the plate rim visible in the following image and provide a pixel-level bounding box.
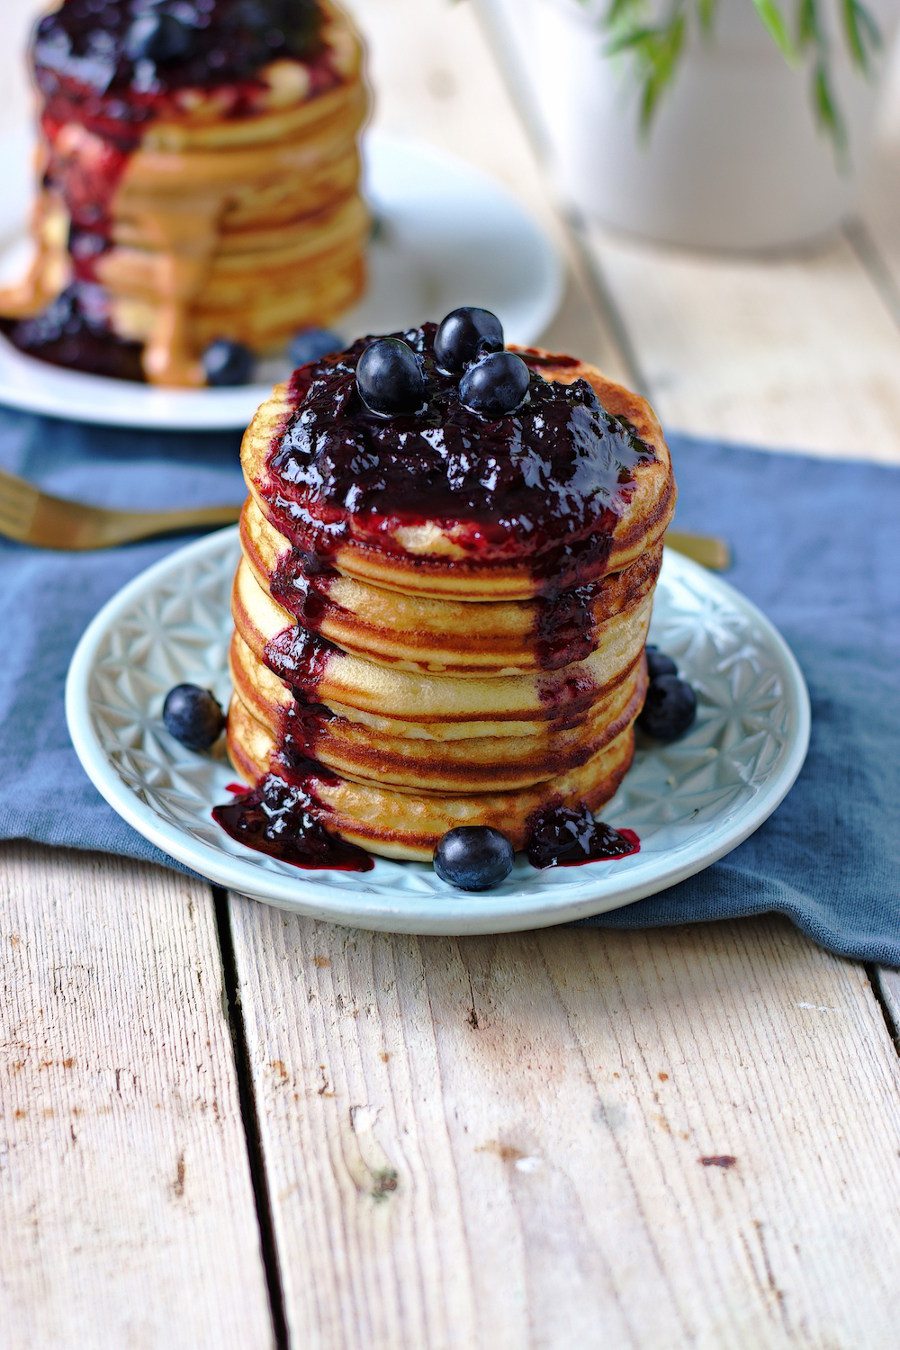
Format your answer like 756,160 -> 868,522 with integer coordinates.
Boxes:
0,130 -> 563,431
65,527 -> 811,935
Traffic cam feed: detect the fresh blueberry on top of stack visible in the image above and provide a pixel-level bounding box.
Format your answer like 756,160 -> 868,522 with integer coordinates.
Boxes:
356,337 -> 427,415
459,349 -> 530,416
434,306 -> 504,373
354,306 -> 533,422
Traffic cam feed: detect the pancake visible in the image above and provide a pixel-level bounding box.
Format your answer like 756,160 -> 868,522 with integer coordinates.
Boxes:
240,495 -> 664,674
229,632 -> 648,792
0,1 -> 369,387
225,696 -> 639,861
214,323 -> 676,867
231,553 -> 654,724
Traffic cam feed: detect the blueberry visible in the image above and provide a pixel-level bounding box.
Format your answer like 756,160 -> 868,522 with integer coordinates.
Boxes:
646,645 -> 678,680
202,339 -> 254,387
459,350 -> 530,417
434,306 -> 504,374
288,327 -> 343,368
356,337 -> 426,416
638,675 -> 697,742
163,684 -> 225,752
125,14 -> 194,64
434,826 -> 515,891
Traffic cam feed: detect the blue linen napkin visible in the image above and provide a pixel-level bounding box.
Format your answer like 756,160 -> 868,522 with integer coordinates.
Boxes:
0,406 -> 897,964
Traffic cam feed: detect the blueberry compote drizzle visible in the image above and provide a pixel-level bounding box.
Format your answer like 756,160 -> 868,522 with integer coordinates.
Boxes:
213,621 -> 372,871
269,547 -> 338,629
213,769 -> 372,872
5,1 -> 329,377
525,805 -> 640,868
32,1 -> 324,111
266,325 -> 656,599
0,282 -> 145,380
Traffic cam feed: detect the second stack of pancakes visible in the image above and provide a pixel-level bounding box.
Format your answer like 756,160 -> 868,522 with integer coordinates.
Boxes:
226,322 -> 676,860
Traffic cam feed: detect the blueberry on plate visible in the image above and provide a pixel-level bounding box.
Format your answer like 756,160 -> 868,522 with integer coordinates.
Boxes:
434,826 -> 515,892
288,327 -> 343,368
434,306 -> 504,374
163,684 -> 225,752
125,13 -> 194,65
645,644 -> 678,680
459,350 -> 530,417
356,337 -> 426,416
202,338 -> 254,387
638,675 -> 697,742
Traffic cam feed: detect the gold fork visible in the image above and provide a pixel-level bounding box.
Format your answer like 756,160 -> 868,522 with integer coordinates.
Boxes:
0,466 -> 732,567
0,466 -> 240,550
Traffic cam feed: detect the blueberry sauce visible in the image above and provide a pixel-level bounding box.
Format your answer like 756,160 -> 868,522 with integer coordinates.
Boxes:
535,583 -> 599,671
525,804 -> 640,868
33,1 -> 324,111
213,773 -> 372,871
213,670 -> 372,871
263,620 -> 336,696
0,282 -> 144,381
266,325 -> 656,591
269,547 -> 339,629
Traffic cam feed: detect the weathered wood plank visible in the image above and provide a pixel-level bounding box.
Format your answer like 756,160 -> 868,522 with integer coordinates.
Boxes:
229,902 -> 900,1349
0,844 -> 272,1350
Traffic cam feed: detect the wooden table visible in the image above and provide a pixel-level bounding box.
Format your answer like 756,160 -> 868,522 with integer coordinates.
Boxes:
2,3 -> 898,1345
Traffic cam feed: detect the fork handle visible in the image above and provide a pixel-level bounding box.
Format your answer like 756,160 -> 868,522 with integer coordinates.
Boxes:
101,503 -> 242,545
665,529 -> 731,571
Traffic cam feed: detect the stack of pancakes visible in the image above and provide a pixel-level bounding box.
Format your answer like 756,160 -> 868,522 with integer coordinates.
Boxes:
1,1 -> 368,386
224,333 -> 676,861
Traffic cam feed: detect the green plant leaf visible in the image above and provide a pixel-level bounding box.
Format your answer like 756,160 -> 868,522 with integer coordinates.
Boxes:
605,25 -> 660,58
752,0 -> 797,63
812,60 -> 847,156
638,13 -> 686,134
796,0 -> 818,48
697,0 -> 718,34
842,0 -> 882,71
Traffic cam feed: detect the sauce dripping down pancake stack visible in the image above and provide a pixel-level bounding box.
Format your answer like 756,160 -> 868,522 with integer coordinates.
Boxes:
0,0 -> 369,387
215,321 -> 677,866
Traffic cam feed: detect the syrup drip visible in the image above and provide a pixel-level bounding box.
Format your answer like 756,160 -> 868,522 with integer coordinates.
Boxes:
525,805 -> 640,868
213,624 -> 370,872
535,583 -> 599,671
269,546 -> 338,629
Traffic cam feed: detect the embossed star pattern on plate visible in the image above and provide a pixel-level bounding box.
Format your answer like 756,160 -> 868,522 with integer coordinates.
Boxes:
66,529 -> 810,934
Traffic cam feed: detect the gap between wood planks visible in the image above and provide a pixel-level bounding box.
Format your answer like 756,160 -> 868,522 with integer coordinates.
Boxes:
213,886 -> 290,1349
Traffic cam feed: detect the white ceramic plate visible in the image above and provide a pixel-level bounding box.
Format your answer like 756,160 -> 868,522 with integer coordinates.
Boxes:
66,530 -> 810,935
0,130 -> 562,430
